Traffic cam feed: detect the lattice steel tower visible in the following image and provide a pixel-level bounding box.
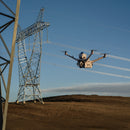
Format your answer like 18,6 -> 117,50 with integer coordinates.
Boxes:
0,0 -> 20,129
16,8 -> 50,104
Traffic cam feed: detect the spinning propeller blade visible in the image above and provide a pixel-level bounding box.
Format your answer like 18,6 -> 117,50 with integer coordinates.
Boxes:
99,53 -> 109,55
61,50 -> 68,55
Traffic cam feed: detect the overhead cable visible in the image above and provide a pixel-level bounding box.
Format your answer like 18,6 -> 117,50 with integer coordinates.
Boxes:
44,41 -> 130,62
43,52 -> 130,72
43,61 -> 130,79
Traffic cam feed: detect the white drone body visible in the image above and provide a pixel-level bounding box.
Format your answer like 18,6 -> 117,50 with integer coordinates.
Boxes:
78,52 -> 92,68
79,52 -> 87,59
64,50 -> 106,68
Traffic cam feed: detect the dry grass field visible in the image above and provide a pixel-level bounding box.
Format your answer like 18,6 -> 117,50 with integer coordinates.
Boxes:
5,95 -> 130,130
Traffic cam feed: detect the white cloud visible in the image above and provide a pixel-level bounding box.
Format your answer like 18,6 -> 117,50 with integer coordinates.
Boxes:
41,82 -> 130,97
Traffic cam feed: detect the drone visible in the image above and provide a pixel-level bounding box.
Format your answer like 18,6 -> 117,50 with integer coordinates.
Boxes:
64,50 -> 107,68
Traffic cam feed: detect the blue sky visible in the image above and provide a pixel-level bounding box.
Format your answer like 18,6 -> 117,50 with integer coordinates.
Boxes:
1,0 -> 130,101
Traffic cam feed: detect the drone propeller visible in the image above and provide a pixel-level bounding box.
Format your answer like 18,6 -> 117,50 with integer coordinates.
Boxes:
89,49 -> 97,55
99,53 -> 109,58
91,49 -> 97,51
61,50 -> 68,55
99,53 -> 109,55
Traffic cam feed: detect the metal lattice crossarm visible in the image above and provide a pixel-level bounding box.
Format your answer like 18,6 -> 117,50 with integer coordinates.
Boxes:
0,55 -> 10,74
16,21 -> 50,42
0,12 -> 15,33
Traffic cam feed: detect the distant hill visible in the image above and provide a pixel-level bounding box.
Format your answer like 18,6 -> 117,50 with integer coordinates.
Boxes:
19,94 -> 130,104
43,94 -> 130,104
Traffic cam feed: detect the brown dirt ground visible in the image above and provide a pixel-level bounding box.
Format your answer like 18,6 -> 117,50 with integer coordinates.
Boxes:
5,95 -> 130,130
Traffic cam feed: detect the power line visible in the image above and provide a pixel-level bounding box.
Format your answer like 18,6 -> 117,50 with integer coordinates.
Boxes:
43,61 -> 130,79
95,63 -> 130,72
3,41 -> 130,72
44,41 -> 130,62
4,41 -> 130,62
43,52 -> 130,72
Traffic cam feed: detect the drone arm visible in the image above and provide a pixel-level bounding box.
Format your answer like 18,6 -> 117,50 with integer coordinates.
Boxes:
65,53 -> 78,61
92,53 -> 107,63
85,54 -> 92,61
85,50 -> 94,61
91,56 -> 104,63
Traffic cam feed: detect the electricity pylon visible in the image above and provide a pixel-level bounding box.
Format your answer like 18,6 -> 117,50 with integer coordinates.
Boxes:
0,0 -> 20,130
16,8 -> 50,104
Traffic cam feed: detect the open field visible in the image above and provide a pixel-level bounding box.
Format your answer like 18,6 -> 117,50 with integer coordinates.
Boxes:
6,95 -> 130,130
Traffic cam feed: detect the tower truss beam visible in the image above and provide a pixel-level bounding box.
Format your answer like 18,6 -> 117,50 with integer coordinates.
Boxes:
16,22 -> 50,42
